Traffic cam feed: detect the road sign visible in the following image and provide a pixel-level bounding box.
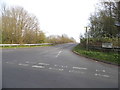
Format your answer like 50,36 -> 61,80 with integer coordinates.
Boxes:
102,43 -> 113,48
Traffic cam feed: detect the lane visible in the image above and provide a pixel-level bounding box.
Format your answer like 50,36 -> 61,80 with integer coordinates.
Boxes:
2,43 -> 118,88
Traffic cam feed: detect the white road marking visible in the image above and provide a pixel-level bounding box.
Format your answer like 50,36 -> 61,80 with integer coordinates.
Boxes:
103,70 -> 106,72
38,63 -> 49,66
102,75 -> 110,78
59,69 -> 64,71
56,51 -> 62,57
25,61 -> 29,63
96,69 -> 106,72
25,61 -> 36,64
54,65 -> 57,66
54,64 -> 68,68
49,67 -> 64,71
69,70 -> 84,74
73,67 -> 87,70
49,67 -> 52,69
61,65 -> 68,68
94,73 -> 110,78
18,63 -> 29,66
95,61 -> 98,62
32,65 -> 45,68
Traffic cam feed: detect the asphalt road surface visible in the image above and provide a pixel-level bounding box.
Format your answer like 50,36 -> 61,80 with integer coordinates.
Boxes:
2,43 -> 118,88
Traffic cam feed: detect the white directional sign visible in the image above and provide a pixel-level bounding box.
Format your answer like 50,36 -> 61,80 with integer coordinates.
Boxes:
102,43 -> 113,48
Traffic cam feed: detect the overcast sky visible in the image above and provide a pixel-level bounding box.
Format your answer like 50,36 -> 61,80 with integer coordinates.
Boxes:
1,0 -> 99,42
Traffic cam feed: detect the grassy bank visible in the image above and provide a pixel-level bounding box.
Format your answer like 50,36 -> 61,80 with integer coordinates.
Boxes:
73,44 -> 119,65
0,44 -> 52,49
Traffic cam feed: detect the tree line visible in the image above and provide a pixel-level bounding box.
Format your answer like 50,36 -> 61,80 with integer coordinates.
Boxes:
88,0 -> 120,38
46,34 -> 76,44
0,5 -> 76,44
81,0 -> 120,47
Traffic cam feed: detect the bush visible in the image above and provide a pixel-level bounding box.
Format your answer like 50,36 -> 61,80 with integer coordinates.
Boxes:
73,45 -> 120,65
81,37 -> 119,47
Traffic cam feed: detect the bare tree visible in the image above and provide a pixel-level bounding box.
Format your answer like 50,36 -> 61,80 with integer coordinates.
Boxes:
1,5 -> 46,44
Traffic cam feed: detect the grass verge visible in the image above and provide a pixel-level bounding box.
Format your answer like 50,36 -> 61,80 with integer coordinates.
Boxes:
0,44 -> 52,49
73,44 -> 120,65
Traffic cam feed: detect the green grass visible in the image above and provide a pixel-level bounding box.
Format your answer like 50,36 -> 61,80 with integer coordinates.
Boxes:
0,44 -> 52,49
73,45 -> 120,65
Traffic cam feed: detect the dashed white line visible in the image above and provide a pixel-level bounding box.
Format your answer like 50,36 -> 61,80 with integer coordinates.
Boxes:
96,69 -> 106,72
94,73 -> 110,78
54,64 -> 68,68
59,69 -> 64,71
38,63 -> 49,66
69,70 -> 84,74
25,61 -> 36,64
73,67 -> 87,70
103,70 -> 106,72
25,61 -> 29,63
32,65 -> 45,68
49,67 -> 64,71
56,51 -> 62,57
54,65 -> 57,66
18,63 -> 29,66
102,75 -> 110,78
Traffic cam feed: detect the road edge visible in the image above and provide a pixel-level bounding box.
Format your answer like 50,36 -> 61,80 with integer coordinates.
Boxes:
72,50 -> 119,67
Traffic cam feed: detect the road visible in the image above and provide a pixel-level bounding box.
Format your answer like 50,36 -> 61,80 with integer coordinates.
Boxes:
2,43 -> 118,88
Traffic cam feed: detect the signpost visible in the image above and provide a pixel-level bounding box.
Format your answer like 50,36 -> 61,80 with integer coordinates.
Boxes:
85,26 -> 90,50
102,43 -> 113,48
